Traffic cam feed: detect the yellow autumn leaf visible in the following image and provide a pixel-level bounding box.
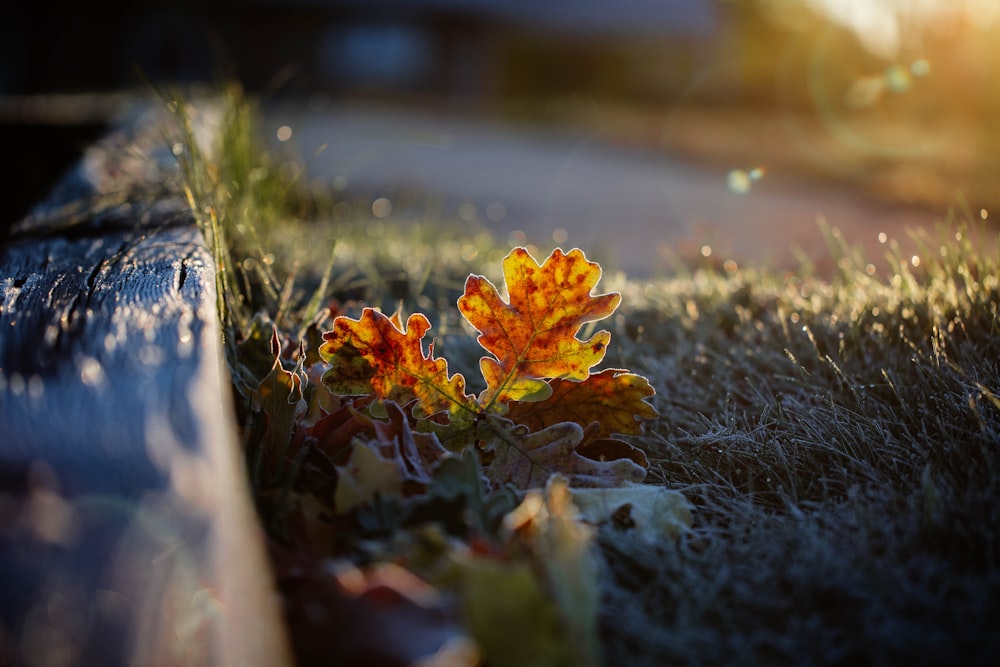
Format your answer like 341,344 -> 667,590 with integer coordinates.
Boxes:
458,248 -> 620,406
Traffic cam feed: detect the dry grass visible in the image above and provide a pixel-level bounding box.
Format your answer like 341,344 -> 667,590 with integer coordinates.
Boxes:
598,221 -> 1000,666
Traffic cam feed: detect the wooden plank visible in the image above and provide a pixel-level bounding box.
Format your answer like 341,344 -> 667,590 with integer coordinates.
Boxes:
0,101 -> 291,666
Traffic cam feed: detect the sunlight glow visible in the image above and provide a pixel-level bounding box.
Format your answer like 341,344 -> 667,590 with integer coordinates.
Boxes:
807,0 -> 1000,57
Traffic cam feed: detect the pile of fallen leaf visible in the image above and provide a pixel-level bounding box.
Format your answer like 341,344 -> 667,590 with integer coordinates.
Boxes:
235,247 -> 691,666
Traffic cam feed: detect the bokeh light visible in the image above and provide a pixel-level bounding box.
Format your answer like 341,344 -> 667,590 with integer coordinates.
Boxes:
458,202 -> 478,223
371,197 -> 393,219
727,167 -> 765,194
485,201 -> 507,222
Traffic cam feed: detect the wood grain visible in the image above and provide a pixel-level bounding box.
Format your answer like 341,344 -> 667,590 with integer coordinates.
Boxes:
0,100 -> 291,666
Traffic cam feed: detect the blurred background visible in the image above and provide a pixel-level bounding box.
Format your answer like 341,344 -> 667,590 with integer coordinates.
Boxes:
4,0 -> 998,269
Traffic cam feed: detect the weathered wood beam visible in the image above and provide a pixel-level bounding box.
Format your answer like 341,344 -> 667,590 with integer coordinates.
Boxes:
0,100 -> 291,666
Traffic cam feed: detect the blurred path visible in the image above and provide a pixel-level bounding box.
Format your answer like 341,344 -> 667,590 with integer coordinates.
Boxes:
264,101 -> 963,275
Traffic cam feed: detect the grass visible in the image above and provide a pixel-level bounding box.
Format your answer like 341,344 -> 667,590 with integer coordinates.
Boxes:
599,226 -> 1000,665
174,85 -> 1000,666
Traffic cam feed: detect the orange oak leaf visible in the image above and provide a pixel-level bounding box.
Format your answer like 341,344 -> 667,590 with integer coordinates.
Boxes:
505,369 -> 658,440
458,248 -> 621,406
319,308 -> 477,418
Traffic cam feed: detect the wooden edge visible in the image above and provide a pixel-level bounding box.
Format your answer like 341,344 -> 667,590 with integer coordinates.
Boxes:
0,99 -> 292,666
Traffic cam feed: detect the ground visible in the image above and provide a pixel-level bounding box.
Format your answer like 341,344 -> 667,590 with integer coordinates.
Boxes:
262,96 -> 994,276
